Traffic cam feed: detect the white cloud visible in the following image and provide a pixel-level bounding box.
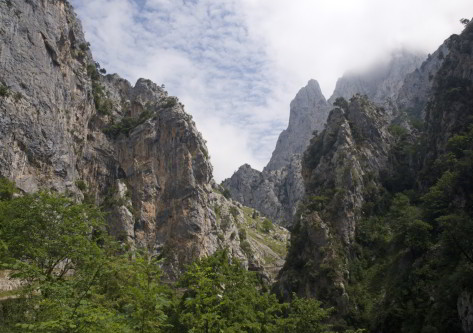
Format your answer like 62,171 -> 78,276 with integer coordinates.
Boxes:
70,0 -> 473,181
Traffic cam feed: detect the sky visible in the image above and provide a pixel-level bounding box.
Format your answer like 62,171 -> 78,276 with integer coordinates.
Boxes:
70,0 -> 473,182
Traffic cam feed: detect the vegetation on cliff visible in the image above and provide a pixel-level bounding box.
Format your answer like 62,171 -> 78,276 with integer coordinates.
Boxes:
279,21 -> 473,333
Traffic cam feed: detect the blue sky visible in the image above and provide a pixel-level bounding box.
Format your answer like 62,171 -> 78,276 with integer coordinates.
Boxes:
70,0 -> 473,181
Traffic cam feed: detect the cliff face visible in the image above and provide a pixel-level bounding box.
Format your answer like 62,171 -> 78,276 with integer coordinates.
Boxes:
0,0 -> 288,278
396,40 -> 451,118
222,158 -> 303,226
0,0 -> 94,194
422,25 -> 473,166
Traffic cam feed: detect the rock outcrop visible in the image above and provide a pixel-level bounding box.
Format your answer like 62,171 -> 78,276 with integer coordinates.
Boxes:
0,0 -> 287,278
0,0 -> 94,194
222,158 -> 304,226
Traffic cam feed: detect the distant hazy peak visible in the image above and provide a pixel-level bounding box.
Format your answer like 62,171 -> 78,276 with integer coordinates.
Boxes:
328,50 -> 425,105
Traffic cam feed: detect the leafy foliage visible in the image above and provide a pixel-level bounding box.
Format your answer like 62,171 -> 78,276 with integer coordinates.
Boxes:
0,190 -> 170,332
0,184 -> 335,333
161,97 -> 177,108
103,109 -> 155,138
0,84 -> 10,97
86,63 -> 114,115
333,97 -> 348,111
222,187 -> 232,199
169,250 -> 333,333
262,218 -> 273,233
0,177 -> 16,200
346,122 -> 473,332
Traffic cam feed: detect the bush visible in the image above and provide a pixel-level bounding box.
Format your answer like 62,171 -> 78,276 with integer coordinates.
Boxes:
75,179 -> 87,191
91,81 -> 113,115
262,218 -> 273,233
230,206 -> 239,219
0,84 -> 10,97
162,97 -> 177,108
103,109 -> 155,138
220,215 -> 232,232
79,42 -> 90,51
306,195 -> 329,211
388,124 -> 408,138
13,91 -> 23,102
0,177 -> 16,200
333,97 -> 349,110
214,204 -> 221,219
240,240 -> 253,257
87,63 -> 100,81
238,228 -> 247,241
222,187 -> 231,199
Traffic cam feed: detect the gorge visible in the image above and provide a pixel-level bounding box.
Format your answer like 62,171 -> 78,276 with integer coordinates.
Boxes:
1,1 -> 473,332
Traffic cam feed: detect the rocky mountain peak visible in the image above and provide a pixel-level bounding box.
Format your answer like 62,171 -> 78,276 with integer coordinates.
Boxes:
265,79 -> 330,172
290,79 -> 327,111
223,79 -> 329,226
397,38 -> 452,118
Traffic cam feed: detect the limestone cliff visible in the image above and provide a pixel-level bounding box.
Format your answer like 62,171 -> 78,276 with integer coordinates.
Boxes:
0,0 -> 287,278
396,40 -> 451,118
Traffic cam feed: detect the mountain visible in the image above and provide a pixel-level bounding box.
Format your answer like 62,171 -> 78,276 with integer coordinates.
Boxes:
223,52 -> 425,227
266,79 -> 330,171
328,50 -> 425,107
396,39 -> 451,118
275,94 -> 394,309
276,22 -> 473,332
2,1 -> 473,331
0,0 -> 288,279
223,80 -> 329,226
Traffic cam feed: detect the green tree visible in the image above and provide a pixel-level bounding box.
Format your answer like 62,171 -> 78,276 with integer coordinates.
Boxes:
333,97 -> 349,111
0,190 -> 171,332
262,219 -> 273,233
0,192 -> 105,283
0,177 -> 16,200
276,294 -> 333,333
96,251 -> 171,333
170,250 -> 283,332
0,191 -> 116,332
